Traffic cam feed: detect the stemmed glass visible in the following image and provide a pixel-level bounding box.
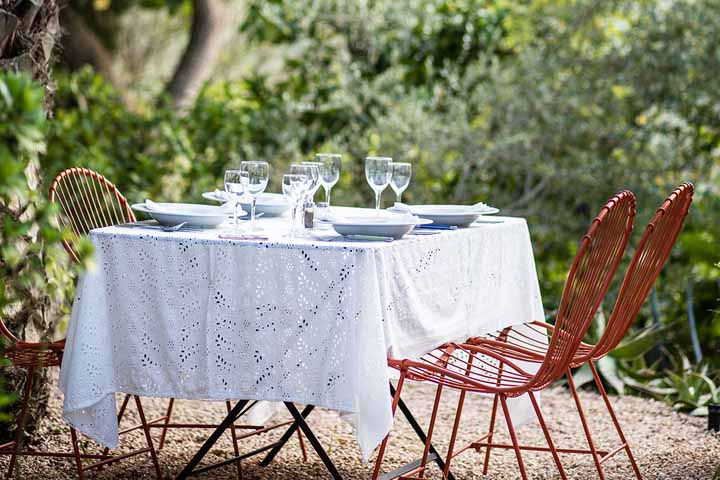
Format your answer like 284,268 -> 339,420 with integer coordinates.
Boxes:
390,162 -> 412,203
316,153 -> 342,206
301,161 -> 323,201
365,156 -> 392,210
290,163 -> 319,234
282,174 -> 307,238
224,170 -> 249,231
240,161 -> 270,231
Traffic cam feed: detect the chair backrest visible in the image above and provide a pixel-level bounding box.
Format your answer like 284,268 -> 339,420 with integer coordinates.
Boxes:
586,182 -> 693,361
529,190 -> 636,390
0,314 -> 20,346
49,168 -> 135,263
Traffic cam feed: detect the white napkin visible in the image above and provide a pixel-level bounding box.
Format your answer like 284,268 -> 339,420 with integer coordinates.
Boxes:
213,189 -> 232,202
144,199 -> 167,212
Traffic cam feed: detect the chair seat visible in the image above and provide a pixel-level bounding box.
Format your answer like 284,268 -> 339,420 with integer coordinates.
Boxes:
388,343 -> 536,395
4,340 -> 65,368
467,321 -> 595,368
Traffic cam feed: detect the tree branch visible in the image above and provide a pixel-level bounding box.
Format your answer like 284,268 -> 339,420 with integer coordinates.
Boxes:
59,6 -> 129,104
165,0 -> 226,110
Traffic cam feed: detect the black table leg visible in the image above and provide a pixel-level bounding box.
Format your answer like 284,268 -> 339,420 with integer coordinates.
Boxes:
260,404 -> 315,466
175,399 -> 250,479
390,383 -> 456,480
284,402 -> 343,480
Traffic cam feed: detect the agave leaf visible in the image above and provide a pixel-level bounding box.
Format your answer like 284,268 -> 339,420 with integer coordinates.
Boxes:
624,376 -> 676,397
610,322 -> 678,359
690,406 -> 709,416
572,363 -> 595,389
597,356 -> 625,395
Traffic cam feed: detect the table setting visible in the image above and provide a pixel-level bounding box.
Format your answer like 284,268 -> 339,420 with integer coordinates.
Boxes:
58,153 -> 543,478
121,155 -> 502,242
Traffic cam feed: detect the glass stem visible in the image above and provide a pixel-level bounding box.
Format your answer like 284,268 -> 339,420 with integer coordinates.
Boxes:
290,203 -> 297,237
325,186 -> 331,206
375,191 -> 381,210
234,201 -> 240,229
396,192 -> 402,203
251,198 -> 257,229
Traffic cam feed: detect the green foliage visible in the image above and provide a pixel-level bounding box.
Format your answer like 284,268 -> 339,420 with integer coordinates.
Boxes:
0,72 -> 70,329
625,354 -> 719,416
41,0 -> 720,413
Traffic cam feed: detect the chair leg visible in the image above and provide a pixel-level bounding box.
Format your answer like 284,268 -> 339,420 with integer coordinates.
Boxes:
499,394 -> 528,480
372,371 -> 406,480
567,367 -> 605,480
158,398 -> 174,451
133,395 -> 162,478
444,387 -> 467,479
70,427 -> 85,480
528,391 -> 567,479
590,361 -> 642,479
296,429 -> 308,462
101,393 -> 132,460
7,367 -> 34,479
226,401 -> 242,480
417,385 -> 443,479
481,393 -> 499,475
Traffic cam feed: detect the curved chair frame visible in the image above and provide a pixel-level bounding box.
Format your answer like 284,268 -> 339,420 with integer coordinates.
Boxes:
372,190 -> 637,480
466,182 -> 693,479
0,169 -> 161,479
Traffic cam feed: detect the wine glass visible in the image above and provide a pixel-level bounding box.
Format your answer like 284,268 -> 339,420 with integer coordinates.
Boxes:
290,163 -> 319,234
365,156 -> 392,210
240,161 -> 270,231
300,161 -> 323,201
316,153 -> 342,206
224,170 -> 249,231
282,174 -> 307,238
390,162 -> 412,203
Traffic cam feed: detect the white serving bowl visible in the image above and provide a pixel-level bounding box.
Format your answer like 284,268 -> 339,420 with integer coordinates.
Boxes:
132,203 -> 236,228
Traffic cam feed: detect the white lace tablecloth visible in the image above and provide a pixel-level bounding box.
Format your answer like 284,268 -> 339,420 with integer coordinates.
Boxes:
59,209 -> 543,462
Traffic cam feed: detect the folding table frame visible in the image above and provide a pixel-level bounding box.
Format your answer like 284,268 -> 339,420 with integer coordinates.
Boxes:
175,384 -> 456,480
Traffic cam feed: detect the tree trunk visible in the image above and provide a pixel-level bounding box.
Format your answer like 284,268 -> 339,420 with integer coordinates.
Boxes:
0,0 -> 60,444
59,6 -> 131,105
165,0 -> 226,110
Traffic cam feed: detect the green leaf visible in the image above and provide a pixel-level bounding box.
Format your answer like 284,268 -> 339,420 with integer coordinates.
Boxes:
572,363 -> 595,389
597,356 -> 625,395
610,322 -> 679,359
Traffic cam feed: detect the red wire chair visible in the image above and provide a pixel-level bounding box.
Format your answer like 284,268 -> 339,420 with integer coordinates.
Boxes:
372,190 -> 637,480
0,169 -> 161,478
48,168 -> 307,477
466,182 -> 694,479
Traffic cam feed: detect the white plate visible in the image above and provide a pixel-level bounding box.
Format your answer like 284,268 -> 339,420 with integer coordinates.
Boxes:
132,203 -> 238,228
202,192 -> 290,217
388,204 -> 499,227
329,213 -> 431,239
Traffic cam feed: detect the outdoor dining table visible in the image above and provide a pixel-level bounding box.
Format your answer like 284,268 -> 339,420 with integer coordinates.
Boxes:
58,207 -> 544,479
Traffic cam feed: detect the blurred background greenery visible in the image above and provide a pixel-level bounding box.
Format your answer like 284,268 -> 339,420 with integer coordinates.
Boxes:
1,0 -> 719,436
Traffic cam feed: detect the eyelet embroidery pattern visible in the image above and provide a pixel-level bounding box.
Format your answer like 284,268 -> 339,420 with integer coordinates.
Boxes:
59,217 -> 543,461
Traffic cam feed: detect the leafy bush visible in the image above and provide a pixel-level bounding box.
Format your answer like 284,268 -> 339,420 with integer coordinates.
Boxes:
38,0 -> 720,414
0,71 -> 79,440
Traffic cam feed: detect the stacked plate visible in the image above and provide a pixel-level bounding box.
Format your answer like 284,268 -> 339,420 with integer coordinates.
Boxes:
388,203 -> 499,227
132,201 -> 236,228
325,210 -> 431,239
203,191 -> 290,217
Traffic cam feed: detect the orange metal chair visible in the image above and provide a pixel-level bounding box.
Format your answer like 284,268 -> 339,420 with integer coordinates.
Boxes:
0,169 -> 162,478
48,168 -> 306,478
372,190 -> 637,480
466,182 -> 694,479
0,320 -> 161,479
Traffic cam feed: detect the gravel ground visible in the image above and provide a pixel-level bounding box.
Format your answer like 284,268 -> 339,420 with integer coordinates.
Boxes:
2,376 -> 719,479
